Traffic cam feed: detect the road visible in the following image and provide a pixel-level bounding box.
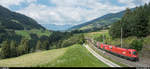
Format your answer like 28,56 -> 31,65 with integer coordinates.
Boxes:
83,44 -> 121,67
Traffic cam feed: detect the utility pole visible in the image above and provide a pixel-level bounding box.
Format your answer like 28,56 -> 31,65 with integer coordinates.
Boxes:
121,26 -> 123,48
103,27 -> 105,44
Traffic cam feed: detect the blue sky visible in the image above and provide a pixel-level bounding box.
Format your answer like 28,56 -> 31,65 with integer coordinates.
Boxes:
0,0 -> 149,26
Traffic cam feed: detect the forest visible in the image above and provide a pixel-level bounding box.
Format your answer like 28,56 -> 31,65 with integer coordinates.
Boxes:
109,3 -> 150,38
0,30 -> 85,59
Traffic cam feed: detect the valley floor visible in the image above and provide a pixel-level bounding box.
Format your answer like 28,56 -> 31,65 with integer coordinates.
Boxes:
0,44 -> 108,67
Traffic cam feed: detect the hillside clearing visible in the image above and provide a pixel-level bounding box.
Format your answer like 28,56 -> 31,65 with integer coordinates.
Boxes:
38,44 -> 109,67
15,29 -> 51,39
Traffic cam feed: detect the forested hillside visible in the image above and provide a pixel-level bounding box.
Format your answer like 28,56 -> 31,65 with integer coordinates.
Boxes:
0,5 -> 47,50
109,3 -> 150,38
0,5 -> 46,47
69,9 -> 127,32
107,3 -> 150,58
0,5 -> 45,30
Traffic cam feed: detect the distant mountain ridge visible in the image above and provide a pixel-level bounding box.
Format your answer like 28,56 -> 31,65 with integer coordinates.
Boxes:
0,5 -> 45,30
41,24 -> 73,31
69,8 -> 134,32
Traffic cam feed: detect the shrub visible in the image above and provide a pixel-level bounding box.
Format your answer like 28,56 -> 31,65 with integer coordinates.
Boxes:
94,35 -> 103,42
129,39 -> 143,52
61,34 -> 85,47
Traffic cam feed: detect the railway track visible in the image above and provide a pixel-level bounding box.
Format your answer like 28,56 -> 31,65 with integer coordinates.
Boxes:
84,44 -> 120,67
86,37 -> 150,67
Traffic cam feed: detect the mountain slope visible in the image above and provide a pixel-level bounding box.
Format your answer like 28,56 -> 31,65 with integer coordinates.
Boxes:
69,9 -> 127,32
0,5 -> 47,44
0,5 -> 45,30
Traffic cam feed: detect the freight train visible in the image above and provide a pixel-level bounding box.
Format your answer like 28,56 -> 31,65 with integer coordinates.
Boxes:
96,42 -> 139,61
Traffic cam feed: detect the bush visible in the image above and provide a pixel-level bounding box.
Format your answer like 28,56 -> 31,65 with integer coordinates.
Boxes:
61,34 -> 85,47
129,39 -> 143,52
0,40 -> 10,58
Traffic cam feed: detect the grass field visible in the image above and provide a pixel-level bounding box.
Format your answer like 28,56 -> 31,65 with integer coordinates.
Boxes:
0,47 -> 67,67
0,44 -> 109,67
15,29 -> 51,39
85,30 -> 109,38
38,44 -> 109,67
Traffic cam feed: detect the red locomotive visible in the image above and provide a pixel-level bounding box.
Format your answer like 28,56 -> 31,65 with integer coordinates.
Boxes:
96,42 -> 139,61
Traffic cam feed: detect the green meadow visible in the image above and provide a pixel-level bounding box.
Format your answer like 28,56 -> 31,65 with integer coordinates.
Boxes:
0,44 -> 108,67
38,44 -> 108,67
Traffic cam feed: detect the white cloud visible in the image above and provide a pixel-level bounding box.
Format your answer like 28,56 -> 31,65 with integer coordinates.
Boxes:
0,0 -> 23,8
142,0 -> 150,4
17,0 -> 127,25
17,3 -> 65,25
0,0 -> 36,8
2,0 -> 150,26
118,0 -> 150,7
26,0 -> 37,3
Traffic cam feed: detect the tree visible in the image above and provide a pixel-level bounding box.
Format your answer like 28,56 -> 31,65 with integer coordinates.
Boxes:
109,21 -> 121,38
28,39 -> 37,52
147,16 -> 150,34
16,45 -> 23,56
129,39 -> 143,52
109,4 -> 150,38
132,8 -> 149,37
23,39 -> 29,54
17,39 -> 29,55
122,8 -> 133,37
41,40 -> 49,50
0,40 -> 11,58
10,40 -> 17,57
78,34 -> 85,44
36,40 -> 42,50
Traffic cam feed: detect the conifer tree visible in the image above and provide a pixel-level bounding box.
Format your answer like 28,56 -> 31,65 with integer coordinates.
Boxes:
10,40 -> 17,57
36,40 -> 42,51
0,40 -> 11,58
41,40 -> 49,50
109,4 -> 150,38
17,39 -> 29,55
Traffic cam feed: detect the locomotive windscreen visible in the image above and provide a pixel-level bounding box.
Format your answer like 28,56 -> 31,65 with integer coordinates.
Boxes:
133,51 -> 137,55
